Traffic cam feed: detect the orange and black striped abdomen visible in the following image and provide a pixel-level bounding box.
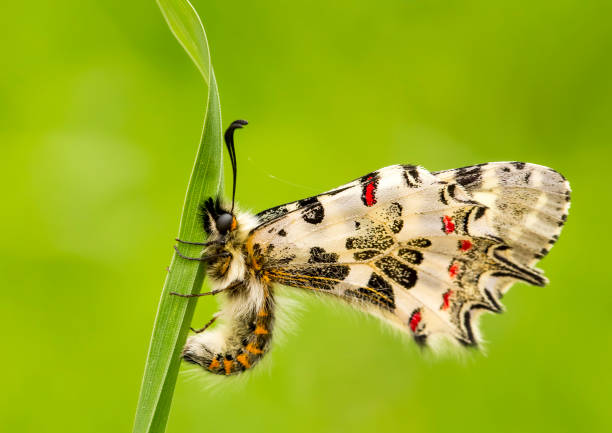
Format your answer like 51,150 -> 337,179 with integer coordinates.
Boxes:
192,292 -> 275,376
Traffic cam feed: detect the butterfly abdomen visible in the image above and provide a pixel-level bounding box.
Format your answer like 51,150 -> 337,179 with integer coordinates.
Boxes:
182,287 -> 275,376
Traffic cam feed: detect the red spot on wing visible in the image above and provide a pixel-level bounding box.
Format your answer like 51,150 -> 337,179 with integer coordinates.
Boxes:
364,176 -> 377,207
443,215 -> 455,234
449,263 -> 459,278
409,310 -> 422,332
460,240 -> 472,251
442,289 -> 453,310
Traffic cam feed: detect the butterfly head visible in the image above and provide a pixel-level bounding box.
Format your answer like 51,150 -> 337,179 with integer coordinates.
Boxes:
201,197 -> 237,237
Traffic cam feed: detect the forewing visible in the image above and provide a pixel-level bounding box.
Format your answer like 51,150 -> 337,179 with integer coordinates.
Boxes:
250,163 -> 570,346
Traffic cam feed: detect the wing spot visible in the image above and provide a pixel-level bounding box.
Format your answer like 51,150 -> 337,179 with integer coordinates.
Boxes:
459,240 -> 472,251
256,204 -> 289,225
353,250 -> 380,261
308,247 -> 339,263
402,165 -> 422,188
397,248 -> 423,265
406,238 -> 432,248
298,197 -> 325,224
442,215 -> 455,234
439,188 -> 448,205
375,256 -> 418,289
441,289 -> 453,310
361,174 -> 379,207
455,166 -> 483,188
409,309 -> 422,332
345,272 -> 396,310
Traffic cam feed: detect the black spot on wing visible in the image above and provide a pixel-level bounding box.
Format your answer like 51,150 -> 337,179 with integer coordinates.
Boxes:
402,165 -> 422,188
446,184 -> 457,199
278,229 -> 287,237
461,311 -> 477,346
534,247 -> 549,260
353,250 -> 381,261
439,188 -> 448,205
345,272 -> 396,311
364,273 -> 396,309
413,333 -> 427,347
308,247 -> 339,263
483,289 -> 502,313
391,220 -> 404,234
298,196 -> 325,224
455,165 -> 483,189
406,238 -> 432,248
398,248 -> 423,265
297,196 -> 318,208
256,204 -> 289,225
512,162 -> 526,170
384,202 -> 404,234
346,225 -> 394,251
271,264 -> 350,290
374,256 -> 417,289
491,245 -> 547,286
446,183 -> 479,205
473,206 -> 486,220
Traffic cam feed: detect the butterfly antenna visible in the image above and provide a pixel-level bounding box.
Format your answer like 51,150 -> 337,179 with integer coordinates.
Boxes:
224,119 -> 248,213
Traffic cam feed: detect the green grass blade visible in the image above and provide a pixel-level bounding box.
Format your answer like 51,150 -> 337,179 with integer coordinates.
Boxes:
157,0 -> 211,85
133,1 -> 222,432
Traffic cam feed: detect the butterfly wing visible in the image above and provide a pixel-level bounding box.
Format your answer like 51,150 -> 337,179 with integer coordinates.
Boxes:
432,162 -> 570,274
249,163 -> 570,346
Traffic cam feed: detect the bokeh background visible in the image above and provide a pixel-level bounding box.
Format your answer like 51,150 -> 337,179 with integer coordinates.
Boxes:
1,0 -> 611,432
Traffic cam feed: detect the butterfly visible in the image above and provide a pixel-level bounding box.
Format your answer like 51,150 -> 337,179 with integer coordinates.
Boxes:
171,120 -> 571,376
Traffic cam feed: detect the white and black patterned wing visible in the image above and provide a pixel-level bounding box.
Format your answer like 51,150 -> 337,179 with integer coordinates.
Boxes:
248,163 -> 570,346
433,162 -> 571,295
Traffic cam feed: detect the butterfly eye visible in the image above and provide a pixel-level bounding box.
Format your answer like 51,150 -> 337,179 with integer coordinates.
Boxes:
216,213 -> 234,234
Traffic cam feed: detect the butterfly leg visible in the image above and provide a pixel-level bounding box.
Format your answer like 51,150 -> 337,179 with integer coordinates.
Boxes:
190,313 -> 220,333
175,238 -> 207,246
173,245 -> 230,262
175,238 -> 226,246
170,288 -> 225,298
170,280 -> 241,298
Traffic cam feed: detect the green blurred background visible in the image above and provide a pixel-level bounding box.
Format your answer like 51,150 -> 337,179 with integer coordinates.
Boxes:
1,0 -> 611,432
